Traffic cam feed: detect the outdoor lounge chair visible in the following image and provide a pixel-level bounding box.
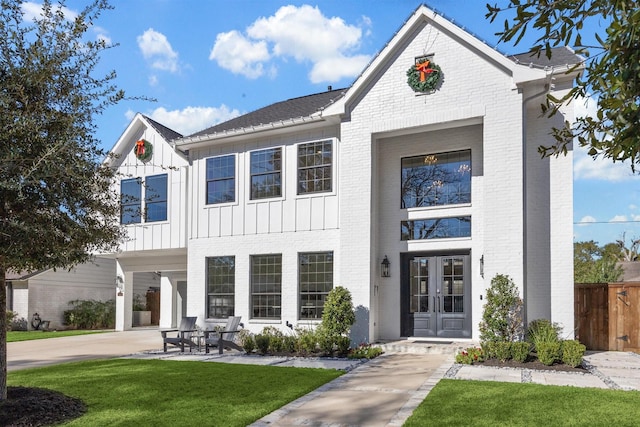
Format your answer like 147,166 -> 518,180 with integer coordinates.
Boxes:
160,316 -> 198,352
204,316 -> 243,354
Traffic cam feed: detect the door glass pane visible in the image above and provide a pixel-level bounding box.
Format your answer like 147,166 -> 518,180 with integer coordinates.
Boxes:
410,258 -> 429,313
442,257 -> 464,313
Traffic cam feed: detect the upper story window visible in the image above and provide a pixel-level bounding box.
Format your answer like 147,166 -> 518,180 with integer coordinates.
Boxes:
206,155 -> 235,204
298,140 -> 332,194
120,174 -> 167,224
250,148 -> 282,200
121,178 -> 141,224
401,150 -> 471,209
145,174 -> 167,222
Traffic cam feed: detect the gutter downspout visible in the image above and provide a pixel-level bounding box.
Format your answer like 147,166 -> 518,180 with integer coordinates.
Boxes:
521,74 -> 554,328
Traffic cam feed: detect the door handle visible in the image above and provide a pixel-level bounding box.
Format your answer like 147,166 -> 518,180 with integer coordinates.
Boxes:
437,296 -> 441,313
433,296 -> 436,312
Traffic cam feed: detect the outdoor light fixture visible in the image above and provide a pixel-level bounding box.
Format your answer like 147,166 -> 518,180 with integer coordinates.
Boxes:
115,275 -> 124,296
480,255 -> 484,278
381,255 -> 390,278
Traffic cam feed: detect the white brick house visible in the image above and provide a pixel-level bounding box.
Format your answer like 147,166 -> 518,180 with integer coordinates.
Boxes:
107,5 -> 579,343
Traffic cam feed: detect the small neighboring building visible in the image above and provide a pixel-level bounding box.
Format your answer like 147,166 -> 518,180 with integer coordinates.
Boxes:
106,4 -> 580,342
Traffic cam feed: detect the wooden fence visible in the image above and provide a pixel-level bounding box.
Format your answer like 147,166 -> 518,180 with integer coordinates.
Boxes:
575,282 -> 640,352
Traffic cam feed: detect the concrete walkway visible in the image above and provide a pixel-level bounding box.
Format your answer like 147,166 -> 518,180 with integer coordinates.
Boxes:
8,330 -> 640,426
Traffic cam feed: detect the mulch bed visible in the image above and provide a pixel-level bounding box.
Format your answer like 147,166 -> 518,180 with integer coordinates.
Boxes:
0,387 -> 86,427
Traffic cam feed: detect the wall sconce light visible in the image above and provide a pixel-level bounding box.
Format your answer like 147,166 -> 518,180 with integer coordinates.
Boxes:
115,275 -> 124,296
381,255 -> 390,278
480,255 -> 484,278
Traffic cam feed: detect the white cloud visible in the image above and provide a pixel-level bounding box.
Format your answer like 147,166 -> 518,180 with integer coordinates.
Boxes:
148,75 -> 159,87
610,215 -> 627,223
21,1 -> 77,22
137,28 -> 179,73
209,30 -> 270,79
573,95 -> 640,182
578,215 -> 596,226
210,5 -> 372,83
147,106 -> 242,136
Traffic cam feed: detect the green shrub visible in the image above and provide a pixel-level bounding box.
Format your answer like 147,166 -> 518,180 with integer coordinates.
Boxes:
282,335 -> 297,353
295,327 -> 318,354
254,334 -> 270,355
537,341 -> 562,366
238,330 -> 255,354
132,294 -> 147,311
335,335 -> 351,356
493,341 -> 512,362
6,310 -> 17,331
348,343 -> 383,359
510,341 -> 531,362
562,340 -> 586,367
527,319 -> 561,350
479,274 -> 524,343
317,328 -> 336,355
63,299 -> 115,329
260,326 -> 285,353
455,347 -> 484,364
321,286 -> 355,337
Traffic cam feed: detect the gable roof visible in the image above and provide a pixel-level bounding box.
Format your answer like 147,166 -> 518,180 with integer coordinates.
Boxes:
509,46 -> 582,69
188,88 -> 345,138
144,115 -> 183,141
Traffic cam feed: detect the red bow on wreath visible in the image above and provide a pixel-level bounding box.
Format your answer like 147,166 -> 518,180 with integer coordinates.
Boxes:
135,139 -> 146,156
416,60 -> 436,82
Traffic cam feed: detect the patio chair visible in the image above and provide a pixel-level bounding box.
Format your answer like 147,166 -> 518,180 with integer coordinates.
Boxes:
204,316 -> 243,354
160,316 -> 198,352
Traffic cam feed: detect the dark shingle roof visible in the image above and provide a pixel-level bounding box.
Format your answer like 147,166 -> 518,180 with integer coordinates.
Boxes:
144,115 -> 183,142
188,88 -> 346,138
509,46 -> 583,68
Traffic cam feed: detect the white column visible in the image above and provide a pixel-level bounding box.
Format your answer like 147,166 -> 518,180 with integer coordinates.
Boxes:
159,273 -> 176,329
115,260 -> 133,331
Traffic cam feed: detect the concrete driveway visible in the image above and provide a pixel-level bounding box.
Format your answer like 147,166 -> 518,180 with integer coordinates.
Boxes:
7,328 -> 161,371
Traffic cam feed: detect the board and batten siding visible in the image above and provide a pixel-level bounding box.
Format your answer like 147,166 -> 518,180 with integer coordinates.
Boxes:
117,125 -> 189,252
189,127 -> 340,239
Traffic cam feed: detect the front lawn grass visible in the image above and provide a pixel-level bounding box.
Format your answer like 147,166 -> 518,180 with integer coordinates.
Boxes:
404,379 -> 640,426
7,330 -> 106,342
8,359 -> 342,426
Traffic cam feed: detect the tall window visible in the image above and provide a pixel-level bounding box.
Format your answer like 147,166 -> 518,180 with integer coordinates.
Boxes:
145,174 -> 167,222
207,256 -> 235,318
120,174 -> 168,224
250,148 -> 282,199
298,140 -> 332,194
401,150 -> 471,208
251,254 -> 282,319
206,155 -> 235,204
120,178 -> 141,224
299,252 -> 333,319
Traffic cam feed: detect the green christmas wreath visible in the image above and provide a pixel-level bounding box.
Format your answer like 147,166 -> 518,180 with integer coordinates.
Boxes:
135,139 -> 153,162
406,60 -> 442,93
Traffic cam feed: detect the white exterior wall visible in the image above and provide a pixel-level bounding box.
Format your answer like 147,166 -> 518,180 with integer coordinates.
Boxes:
26,258 -> 116,329
117,121 -> 189,252
340,18 -> 526,341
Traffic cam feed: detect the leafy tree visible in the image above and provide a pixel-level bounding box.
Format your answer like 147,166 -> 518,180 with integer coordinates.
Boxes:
574,240 -> 623,283
0,0 -> 125,400
479,274 -> 524,344
486,1 -> 640,170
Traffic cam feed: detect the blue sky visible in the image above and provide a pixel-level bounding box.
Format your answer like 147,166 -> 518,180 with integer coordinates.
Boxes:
28,0 -> 640,246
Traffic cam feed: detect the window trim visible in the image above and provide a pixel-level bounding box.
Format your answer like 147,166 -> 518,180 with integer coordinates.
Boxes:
145,174 -> 168,223
297,139 -> 333,196
249,147 -> 284,201
401,216 -> 472,241
250,254 -> 282,320
120,177 -> 142,225
205,154 -> 237,206
119,174 -> 169,225
298,251 -> 334,320
206,256 -> 236,319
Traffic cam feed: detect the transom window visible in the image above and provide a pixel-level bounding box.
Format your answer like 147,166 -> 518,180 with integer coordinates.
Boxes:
401,216 -> 471,240
250,148 -> 282,200
298,140 -> 332,194
299,252 -> 334,319
120,174 -> 167,224
250,254 -> 282,319
207,256 -> 235,319
401,150 -> 471,208
206,155 -> 235,204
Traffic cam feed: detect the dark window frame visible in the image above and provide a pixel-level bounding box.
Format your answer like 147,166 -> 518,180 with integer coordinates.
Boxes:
145,174 -> 168,222
250,148 -> 282,200
299,252 -> 334,320
401,216 -> 471,241
206,155 -> 236,204
250,254 -> 282,319
297,140 -> 333,195
206,256 -> 236,319
120,178 -> 142,224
